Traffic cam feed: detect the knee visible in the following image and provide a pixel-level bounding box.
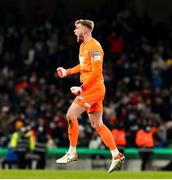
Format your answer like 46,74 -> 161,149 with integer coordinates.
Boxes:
66,111 -> 77,121
90,122 -> 96,129
90,122 -> 103,130
66,113 -> 72,121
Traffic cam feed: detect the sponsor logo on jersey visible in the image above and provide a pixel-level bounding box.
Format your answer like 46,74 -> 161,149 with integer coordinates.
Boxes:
93,55 -> 101,60
91,51 -> 101,61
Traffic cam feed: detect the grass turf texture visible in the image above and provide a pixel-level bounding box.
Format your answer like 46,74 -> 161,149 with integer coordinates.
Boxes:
0,170 -> 172,179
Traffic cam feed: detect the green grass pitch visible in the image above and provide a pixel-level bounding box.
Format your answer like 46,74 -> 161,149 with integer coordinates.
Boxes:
0,170 -> 172,179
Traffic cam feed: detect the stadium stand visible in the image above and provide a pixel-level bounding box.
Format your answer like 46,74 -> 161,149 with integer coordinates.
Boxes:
0,0 -> 172,170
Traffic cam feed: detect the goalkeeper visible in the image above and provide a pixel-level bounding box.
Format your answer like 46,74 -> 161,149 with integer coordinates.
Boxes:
56,19 -> 124,173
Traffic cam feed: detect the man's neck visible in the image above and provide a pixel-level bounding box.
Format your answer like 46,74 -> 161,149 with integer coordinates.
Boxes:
84,34 -> 92,43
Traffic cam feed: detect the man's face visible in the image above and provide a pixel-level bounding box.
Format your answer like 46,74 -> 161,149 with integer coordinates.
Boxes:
74,24 -> 85,43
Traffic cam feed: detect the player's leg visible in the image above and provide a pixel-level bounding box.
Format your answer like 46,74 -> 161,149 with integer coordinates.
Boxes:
66,102 -> 85,153
88,111 -> 118,153
88,111 -> 125,173
56,102 -> 85,164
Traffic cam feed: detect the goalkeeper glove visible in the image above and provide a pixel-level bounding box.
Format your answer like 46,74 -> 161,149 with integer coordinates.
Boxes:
56,67 -> 71,78
70,86 -> 83,96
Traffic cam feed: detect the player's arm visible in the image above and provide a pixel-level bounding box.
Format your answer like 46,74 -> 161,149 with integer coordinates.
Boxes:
70,64 -> 80,75
82,48 -> 103,90
57,64 -> 80,78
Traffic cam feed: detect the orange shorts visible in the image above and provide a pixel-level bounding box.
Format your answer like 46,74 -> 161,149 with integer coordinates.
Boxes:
73,82 -> 105,113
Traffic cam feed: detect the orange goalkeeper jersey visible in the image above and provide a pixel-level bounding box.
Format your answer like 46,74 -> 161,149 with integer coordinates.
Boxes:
71,38 -> 104,90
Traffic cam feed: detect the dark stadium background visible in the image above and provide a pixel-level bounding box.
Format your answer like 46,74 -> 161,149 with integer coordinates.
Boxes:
0,0 -> 172,22
0,0 -> 172,171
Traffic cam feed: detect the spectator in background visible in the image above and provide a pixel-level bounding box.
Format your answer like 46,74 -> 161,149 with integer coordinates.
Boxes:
0,105 -> 16,136
135,123 -> 155,170
151,52 -> 166,88
89,131 -> 102,149
35,6 -> 45,25
33,126 -> 47,169
107,32 -> 124,58
111,122 -> 126,153
46,134 -> 57,149
16,125 -> 35,169
78,125 -> 89,147
1,120 -> 23,169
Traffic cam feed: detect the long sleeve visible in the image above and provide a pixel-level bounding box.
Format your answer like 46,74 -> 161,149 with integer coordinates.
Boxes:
70,64 -> 80,75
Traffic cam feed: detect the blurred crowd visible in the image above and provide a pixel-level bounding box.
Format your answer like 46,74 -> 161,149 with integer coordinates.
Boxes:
0,2 -> 172,168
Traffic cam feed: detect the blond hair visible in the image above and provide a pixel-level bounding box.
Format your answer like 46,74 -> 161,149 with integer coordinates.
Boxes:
75,19 -> 94,31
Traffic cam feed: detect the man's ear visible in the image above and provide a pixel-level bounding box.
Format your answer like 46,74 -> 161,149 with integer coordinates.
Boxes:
83,29 -> 88,35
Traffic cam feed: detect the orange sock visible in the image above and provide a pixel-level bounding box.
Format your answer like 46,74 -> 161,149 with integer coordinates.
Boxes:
68,119 -> 79,147
96,124 -> 116,150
